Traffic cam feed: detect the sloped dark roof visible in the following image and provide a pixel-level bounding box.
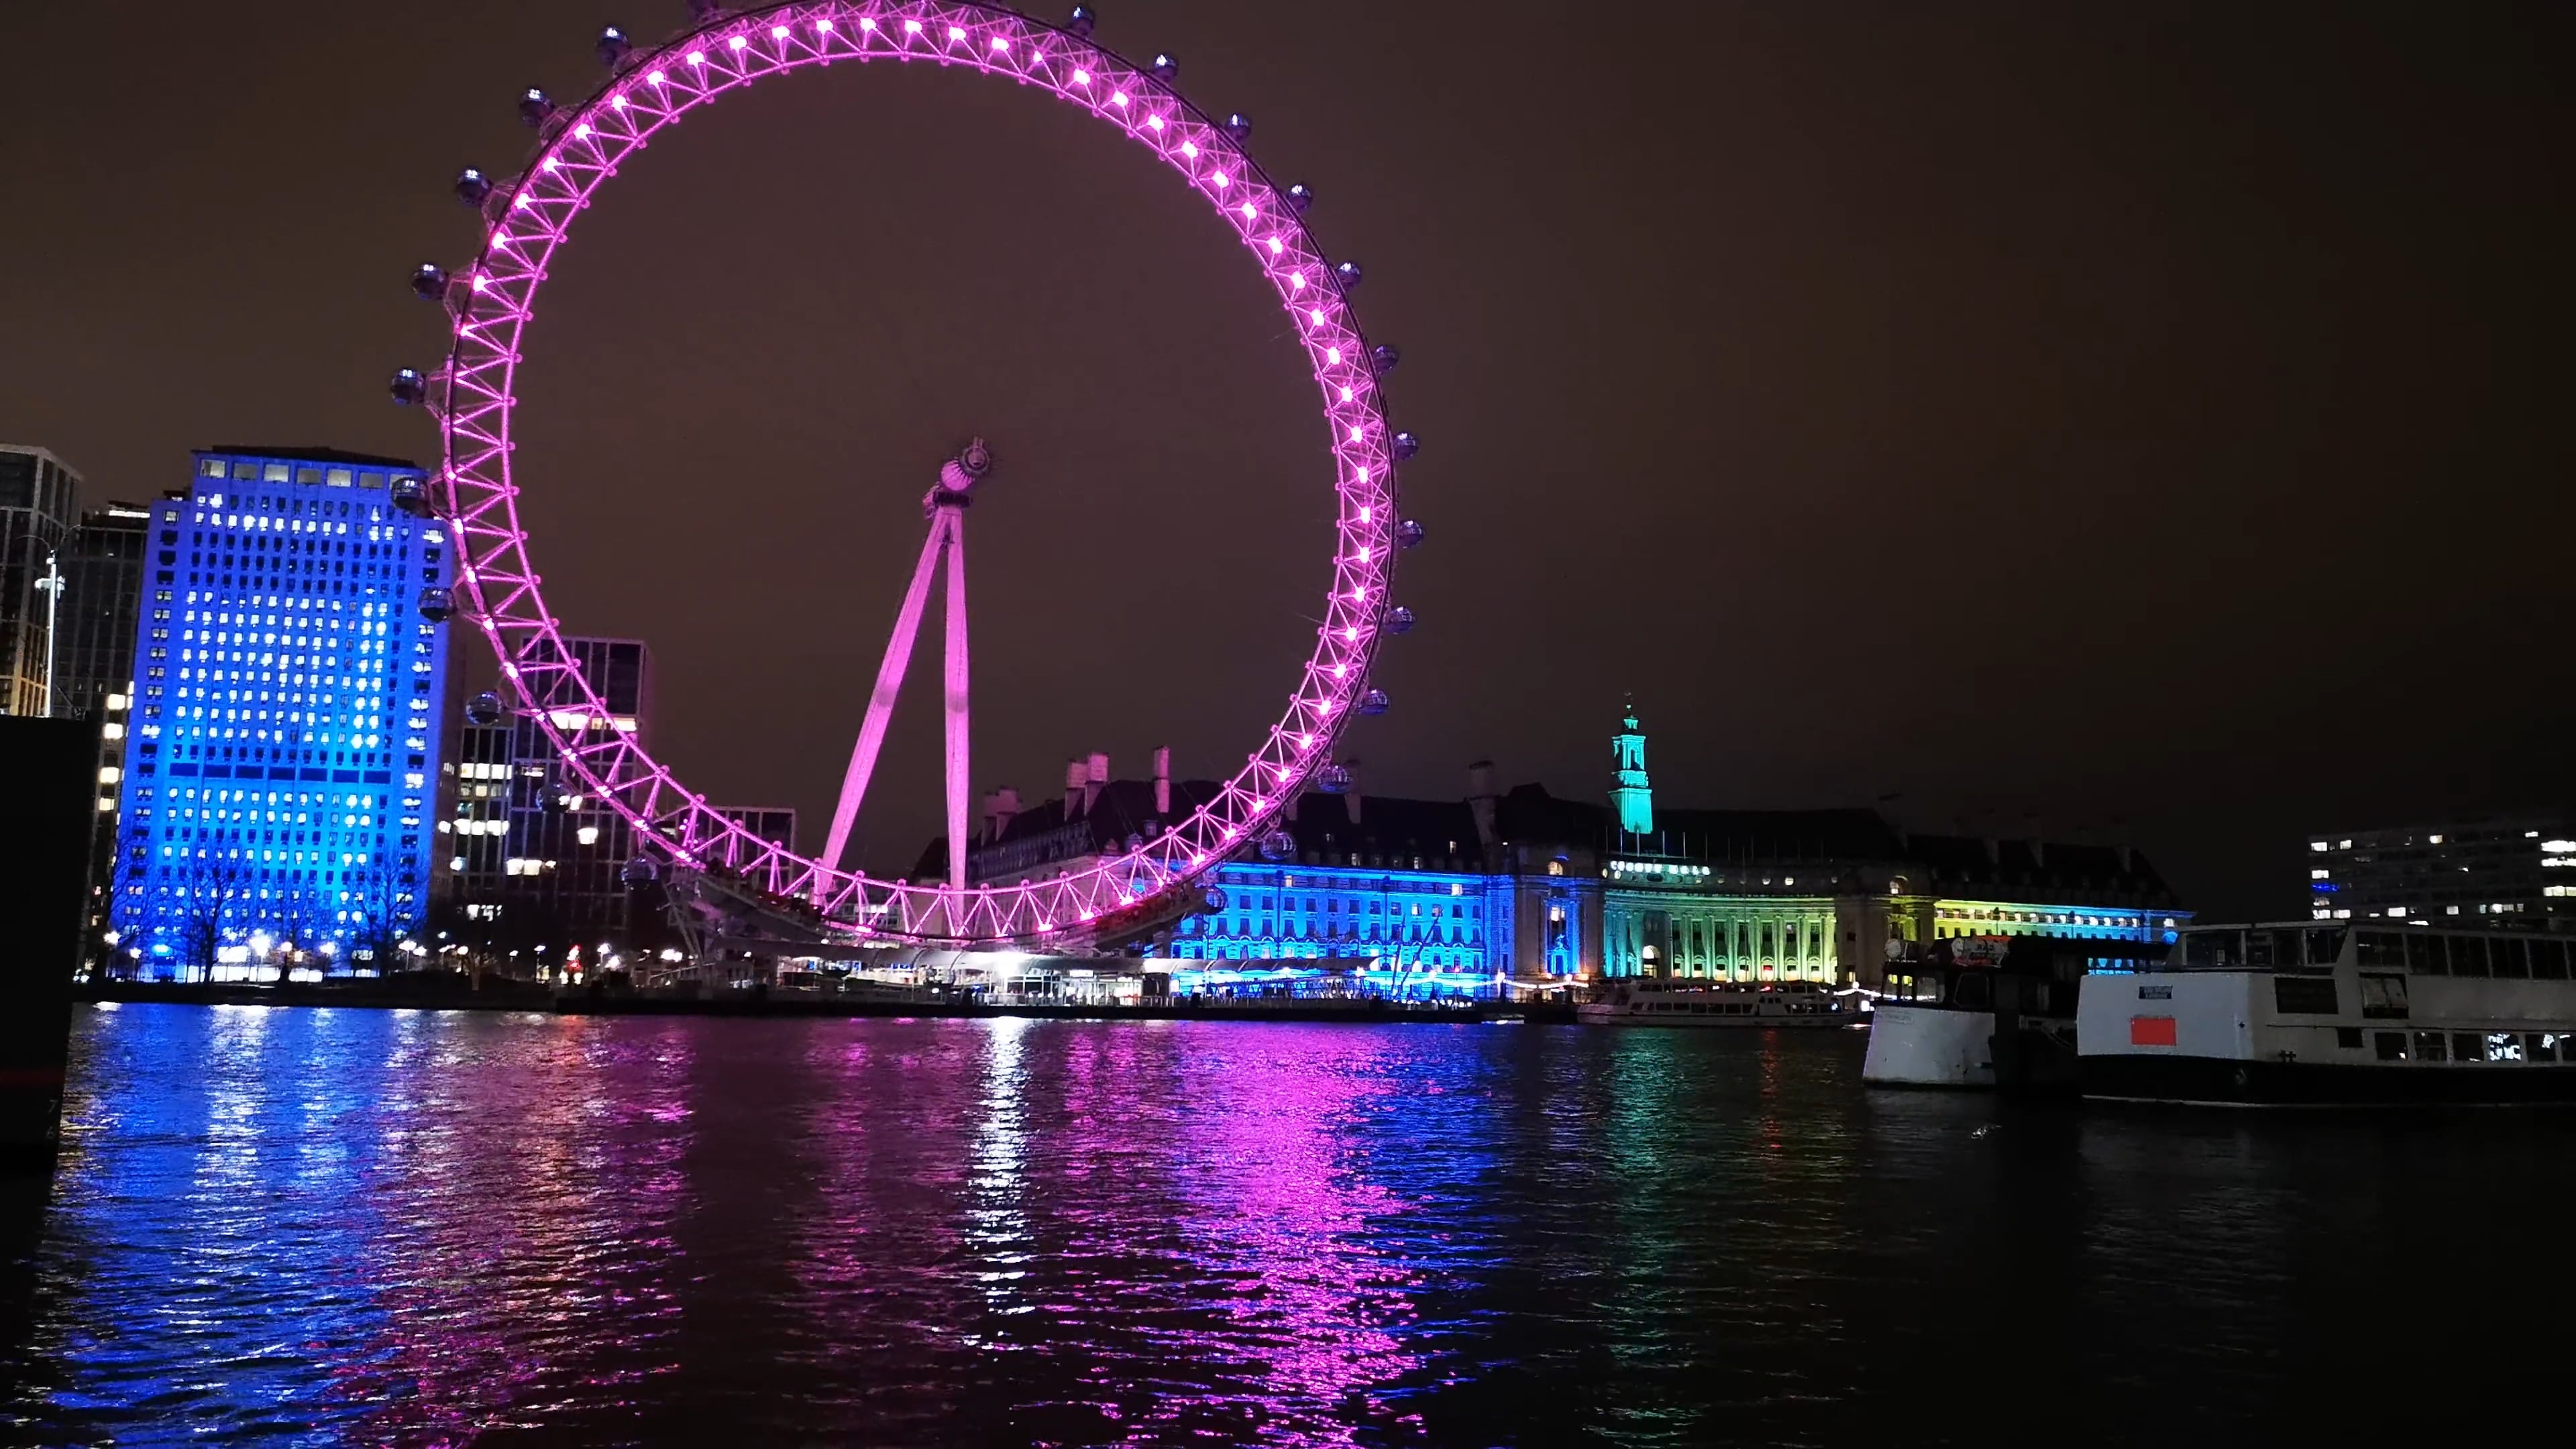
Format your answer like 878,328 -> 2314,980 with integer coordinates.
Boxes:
916,777 -> 1226,881
1898,833 -> 2180,906
1630,806 -> 1902,863
201,446 -> 421,468
1491,783 -> 1610,844
1278,790 -> 1482,865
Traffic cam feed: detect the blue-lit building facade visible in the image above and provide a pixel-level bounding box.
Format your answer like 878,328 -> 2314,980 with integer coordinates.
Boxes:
111,447 -> 455,977
928,712 -> 2188,996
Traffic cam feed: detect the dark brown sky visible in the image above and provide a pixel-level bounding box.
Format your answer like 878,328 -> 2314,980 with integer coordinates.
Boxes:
4,1 -> 2567,917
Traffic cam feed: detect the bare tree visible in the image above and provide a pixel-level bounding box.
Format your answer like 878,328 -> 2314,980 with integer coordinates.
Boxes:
272,888 -> 319,984
345,863 -> 418,972
178,852 -> 250,982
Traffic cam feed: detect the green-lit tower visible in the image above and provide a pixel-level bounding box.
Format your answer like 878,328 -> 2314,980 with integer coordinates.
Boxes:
1612,697 -> 1654,838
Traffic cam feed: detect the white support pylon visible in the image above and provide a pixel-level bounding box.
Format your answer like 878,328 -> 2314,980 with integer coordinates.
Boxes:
942,508 -> 971,894
817,441 -> 994,911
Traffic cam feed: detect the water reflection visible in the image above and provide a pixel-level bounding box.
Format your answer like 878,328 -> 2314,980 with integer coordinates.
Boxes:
5,1008 -> 2572,1444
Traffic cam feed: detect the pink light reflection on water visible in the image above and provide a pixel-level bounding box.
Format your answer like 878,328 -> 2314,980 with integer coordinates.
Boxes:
337,1014 -> 704,1440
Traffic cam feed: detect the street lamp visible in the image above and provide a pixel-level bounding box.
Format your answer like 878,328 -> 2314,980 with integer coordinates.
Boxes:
32,550 -> 63,717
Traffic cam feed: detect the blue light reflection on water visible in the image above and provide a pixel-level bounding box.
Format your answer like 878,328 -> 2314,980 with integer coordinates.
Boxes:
6,1004 -> 2573,1446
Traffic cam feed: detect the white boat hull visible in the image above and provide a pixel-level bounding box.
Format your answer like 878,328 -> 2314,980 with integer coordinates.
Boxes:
1575,990 -> 1855,1028
1862,1003 -> 1996,1087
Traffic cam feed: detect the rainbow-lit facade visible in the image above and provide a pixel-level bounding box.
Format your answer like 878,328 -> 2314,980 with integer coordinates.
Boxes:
111,448 -> 455,976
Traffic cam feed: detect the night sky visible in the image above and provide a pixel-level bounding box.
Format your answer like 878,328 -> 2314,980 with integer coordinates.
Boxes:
4,1 -> 2566,918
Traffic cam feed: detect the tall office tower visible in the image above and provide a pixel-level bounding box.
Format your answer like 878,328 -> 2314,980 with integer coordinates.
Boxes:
54,497 -> 155,974
2309,816 -> 2576,930
58,499 -> 154,722
0,445 -> 83,716
110,448 -> 456,977
715,807 -> 798,852
440,720 -> 513,918
503,637 -> 653,952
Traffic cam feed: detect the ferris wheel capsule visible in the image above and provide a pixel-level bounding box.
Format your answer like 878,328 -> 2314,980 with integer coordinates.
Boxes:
1381,605 -> 1416,635
425,3 -> 1411,949
1258,829 -> 1297,862
1333,260 -> 1364,291
388,368 -> 427,407
620,855 -> 660,888
1369,343 -> 1401,376
388,472 -> 430,513
464,691 -> 504,727
409,263 -> 450,303
1315,763 -> 1353,793
417,586 -> 456,623
1396,519 -> 1426,549
1392,431 -> 1420,462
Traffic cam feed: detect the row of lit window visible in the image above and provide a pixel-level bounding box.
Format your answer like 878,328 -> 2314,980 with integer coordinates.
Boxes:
2319,902 -> 2544,920
1272,873 -> 1472,898
196,459 -> 420,492
1171,945 -> 1488,967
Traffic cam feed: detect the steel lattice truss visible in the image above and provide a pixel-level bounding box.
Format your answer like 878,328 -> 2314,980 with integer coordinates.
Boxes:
427,1 -> 1401,945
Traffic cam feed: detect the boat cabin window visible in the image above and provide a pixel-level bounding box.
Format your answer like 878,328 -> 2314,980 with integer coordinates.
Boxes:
2533,940 -> 2570,981
2414,1030 -> 2447,1062
2485,1033 -> 2525,1063
2491,939 -> 2530,980
2306,928 -> 2347,967
1953,973 -> 1992,1010
2451,937 -> 2489,979
2374,1031 -> 2408,1061
2453,1032 -> 2485,1062
2272,977 -> 2339,1015
2184,930 -> 2241,968
2526,1034 -> 2559,1063
2357,974 -> 2408,1020
2246,928 -> 2307,969
2408,934 -> 2447,976
2355,931 -> 2408,969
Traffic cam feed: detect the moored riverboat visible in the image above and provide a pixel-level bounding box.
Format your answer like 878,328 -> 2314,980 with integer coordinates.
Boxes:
2078,922 -> 2576,1105
1862,934 -> 2159,1093
1575,979 -> 1857,1028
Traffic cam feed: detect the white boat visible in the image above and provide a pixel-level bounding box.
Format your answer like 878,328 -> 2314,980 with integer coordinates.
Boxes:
1575,979 -> 1857,1028
1862,936 -> 2084,1091
2078,922 -> 2576,1105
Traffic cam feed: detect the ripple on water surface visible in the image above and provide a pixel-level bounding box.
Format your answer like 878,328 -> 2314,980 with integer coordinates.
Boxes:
3,1005 -> 2569,1446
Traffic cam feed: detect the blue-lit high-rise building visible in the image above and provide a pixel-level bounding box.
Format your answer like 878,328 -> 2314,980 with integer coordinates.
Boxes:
111,447 -> 455,977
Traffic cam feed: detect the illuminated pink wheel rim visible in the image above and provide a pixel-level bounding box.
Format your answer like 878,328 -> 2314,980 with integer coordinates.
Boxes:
433,1 -> 1401,945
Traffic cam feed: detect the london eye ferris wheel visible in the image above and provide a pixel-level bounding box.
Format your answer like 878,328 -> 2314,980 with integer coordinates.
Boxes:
394,1 -> 1424,947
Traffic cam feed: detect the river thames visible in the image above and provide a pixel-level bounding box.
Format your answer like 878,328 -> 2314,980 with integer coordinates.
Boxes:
3,1004 -> 2565,1445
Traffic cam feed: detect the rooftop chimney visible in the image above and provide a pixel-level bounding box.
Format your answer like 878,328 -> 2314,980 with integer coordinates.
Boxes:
1342,757 -> 1362,825
1065,757 -> 1089,818
1085,751 -> 1109,814
992,785 -> 1021,840
1467,759 -> 1499,849
1153,746 -> 1171,816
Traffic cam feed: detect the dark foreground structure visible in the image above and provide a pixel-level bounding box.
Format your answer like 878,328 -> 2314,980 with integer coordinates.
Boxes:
0,716 -> 100,1174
